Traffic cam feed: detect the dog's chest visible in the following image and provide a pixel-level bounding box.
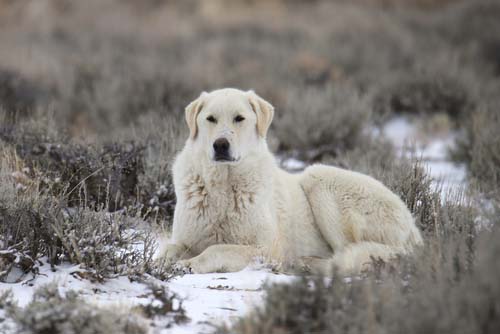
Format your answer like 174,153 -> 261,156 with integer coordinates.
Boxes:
181,172 -> 260,245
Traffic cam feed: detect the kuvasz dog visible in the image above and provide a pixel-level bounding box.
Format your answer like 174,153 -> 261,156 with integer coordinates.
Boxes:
160,88 -> 423,275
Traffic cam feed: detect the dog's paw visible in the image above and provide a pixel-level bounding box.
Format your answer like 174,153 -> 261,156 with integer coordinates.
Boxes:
172,260 -> 194,275
299,256 -> 334,276
153,256 -> 172,269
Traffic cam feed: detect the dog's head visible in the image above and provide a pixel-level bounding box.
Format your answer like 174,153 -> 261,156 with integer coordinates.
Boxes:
185,88 -> 274,164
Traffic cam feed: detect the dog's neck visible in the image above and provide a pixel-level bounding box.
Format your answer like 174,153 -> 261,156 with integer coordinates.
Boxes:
186,141 -> 275,187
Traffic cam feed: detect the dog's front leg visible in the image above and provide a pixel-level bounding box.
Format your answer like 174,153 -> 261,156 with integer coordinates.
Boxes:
159,243 -> 194,264
175,244 -> 259,274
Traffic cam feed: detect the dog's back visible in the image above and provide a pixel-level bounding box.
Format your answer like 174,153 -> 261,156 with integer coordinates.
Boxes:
298,164 -> 423,273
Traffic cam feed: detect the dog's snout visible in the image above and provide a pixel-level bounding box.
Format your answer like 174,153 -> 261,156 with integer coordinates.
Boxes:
213,138 -> 230,154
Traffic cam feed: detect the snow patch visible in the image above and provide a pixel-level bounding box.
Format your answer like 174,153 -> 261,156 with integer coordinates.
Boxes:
279,157 -> 307,171
382,116 -> 466,196
0,260 -> 294,333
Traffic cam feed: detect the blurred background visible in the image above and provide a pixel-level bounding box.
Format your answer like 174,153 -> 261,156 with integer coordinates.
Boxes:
0,0 -> 499,221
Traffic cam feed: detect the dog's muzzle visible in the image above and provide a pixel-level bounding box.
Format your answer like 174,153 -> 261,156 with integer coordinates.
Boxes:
213,138 -> 234,162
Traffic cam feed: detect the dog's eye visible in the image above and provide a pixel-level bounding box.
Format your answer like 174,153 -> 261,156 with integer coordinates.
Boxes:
206,115 -> 217,123
234,115 -> 245,123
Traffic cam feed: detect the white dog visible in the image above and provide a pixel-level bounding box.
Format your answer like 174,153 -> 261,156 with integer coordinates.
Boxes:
160,88 -> 423,275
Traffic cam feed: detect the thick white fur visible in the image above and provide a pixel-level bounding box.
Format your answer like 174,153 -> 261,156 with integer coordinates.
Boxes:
160,88 -> 423,275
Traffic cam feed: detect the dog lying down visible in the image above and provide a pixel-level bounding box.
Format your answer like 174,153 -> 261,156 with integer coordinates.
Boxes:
159,88 -> 423,275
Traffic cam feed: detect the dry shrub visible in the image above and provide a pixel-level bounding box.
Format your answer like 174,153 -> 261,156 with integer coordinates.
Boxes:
0,290 -> 16,333
136,282 -> 189,324
7,284 -> 147,334
373,69 -> 476,120
130,113 -> 186,225
434,0 -> 500,75
0,193 -> 158,282
272,83 -> 371,157
452,100 -> 500,197
0,145 -> 159,282
0,112 -> 183,222
53,209 -> 158,281
0,68 -> 45,124
0,128 -> 144,212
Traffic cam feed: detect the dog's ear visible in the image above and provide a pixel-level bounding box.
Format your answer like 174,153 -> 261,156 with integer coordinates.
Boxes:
185,92 -> 207,139
247,90 -> 274,138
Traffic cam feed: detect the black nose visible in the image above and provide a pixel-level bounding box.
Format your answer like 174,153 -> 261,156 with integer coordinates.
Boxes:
213,138 -> 230,155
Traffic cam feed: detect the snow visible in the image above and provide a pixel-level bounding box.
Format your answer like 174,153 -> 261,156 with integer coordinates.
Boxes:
165,268 -> 293,332
0,259 -> 294,333
382,116 -> 467,197
280,157 -> 306,171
